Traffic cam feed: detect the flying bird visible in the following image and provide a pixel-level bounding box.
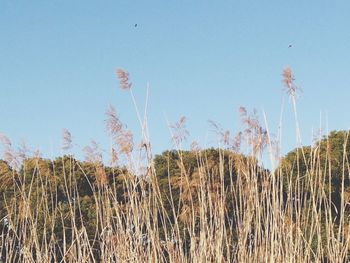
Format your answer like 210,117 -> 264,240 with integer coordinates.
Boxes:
288,44 -> 293,48
134,23 -> 138,27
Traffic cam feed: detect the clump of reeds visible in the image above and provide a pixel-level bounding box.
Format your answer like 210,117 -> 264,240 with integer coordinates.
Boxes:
0,67 -> 349,263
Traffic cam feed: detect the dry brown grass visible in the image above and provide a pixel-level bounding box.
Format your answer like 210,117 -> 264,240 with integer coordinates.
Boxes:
0,68 -> 349,262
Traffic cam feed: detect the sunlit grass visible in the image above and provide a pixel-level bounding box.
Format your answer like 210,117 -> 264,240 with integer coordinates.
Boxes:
0,68 -> 349,262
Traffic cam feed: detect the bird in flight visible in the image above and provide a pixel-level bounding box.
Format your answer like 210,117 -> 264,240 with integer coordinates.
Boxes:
134,23 -> 138,28
288,44 -> 293,48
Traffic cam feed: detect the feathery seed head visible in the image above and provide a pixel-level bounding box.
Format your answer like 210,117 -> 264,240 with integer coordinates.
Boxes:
116,68 -> 132,90
170,116 -> 189,146
105,105 -> 123,137
110,147 -> 119,166
61,129 -> 73,150
0,134 -> 11,148
116,130 -> 134,154
83,140 -> 102,164
282,67 -> 300,98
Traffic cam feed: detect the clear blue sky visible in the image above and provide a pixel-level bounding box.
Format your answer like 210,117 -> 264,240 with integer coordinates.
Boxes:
1,1 -> 350,164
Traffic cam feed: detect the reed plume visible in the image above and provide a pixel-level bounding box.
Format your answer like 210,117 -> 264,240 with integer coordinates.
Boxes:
116,130 -> 134,154
116,68 -> 132,90
61,128 -> 73,150
170,116 -> 189,146
83,140 -> 102,163
105,105 -> 123,137
282,66 -> 299,98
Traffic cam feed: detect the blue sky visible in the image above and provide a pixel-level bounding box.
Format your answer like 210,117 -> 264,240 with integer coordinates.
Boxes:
1,1 -> 350,165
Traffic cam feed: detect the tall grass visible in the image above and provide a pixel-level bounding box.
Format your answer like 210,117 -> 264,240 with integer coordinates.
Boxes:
0,68 -> 349,262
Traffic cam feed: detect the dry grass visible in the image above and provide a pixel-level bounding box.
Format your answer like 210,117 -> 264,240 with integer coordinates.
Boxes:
0,68 -> 349,262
